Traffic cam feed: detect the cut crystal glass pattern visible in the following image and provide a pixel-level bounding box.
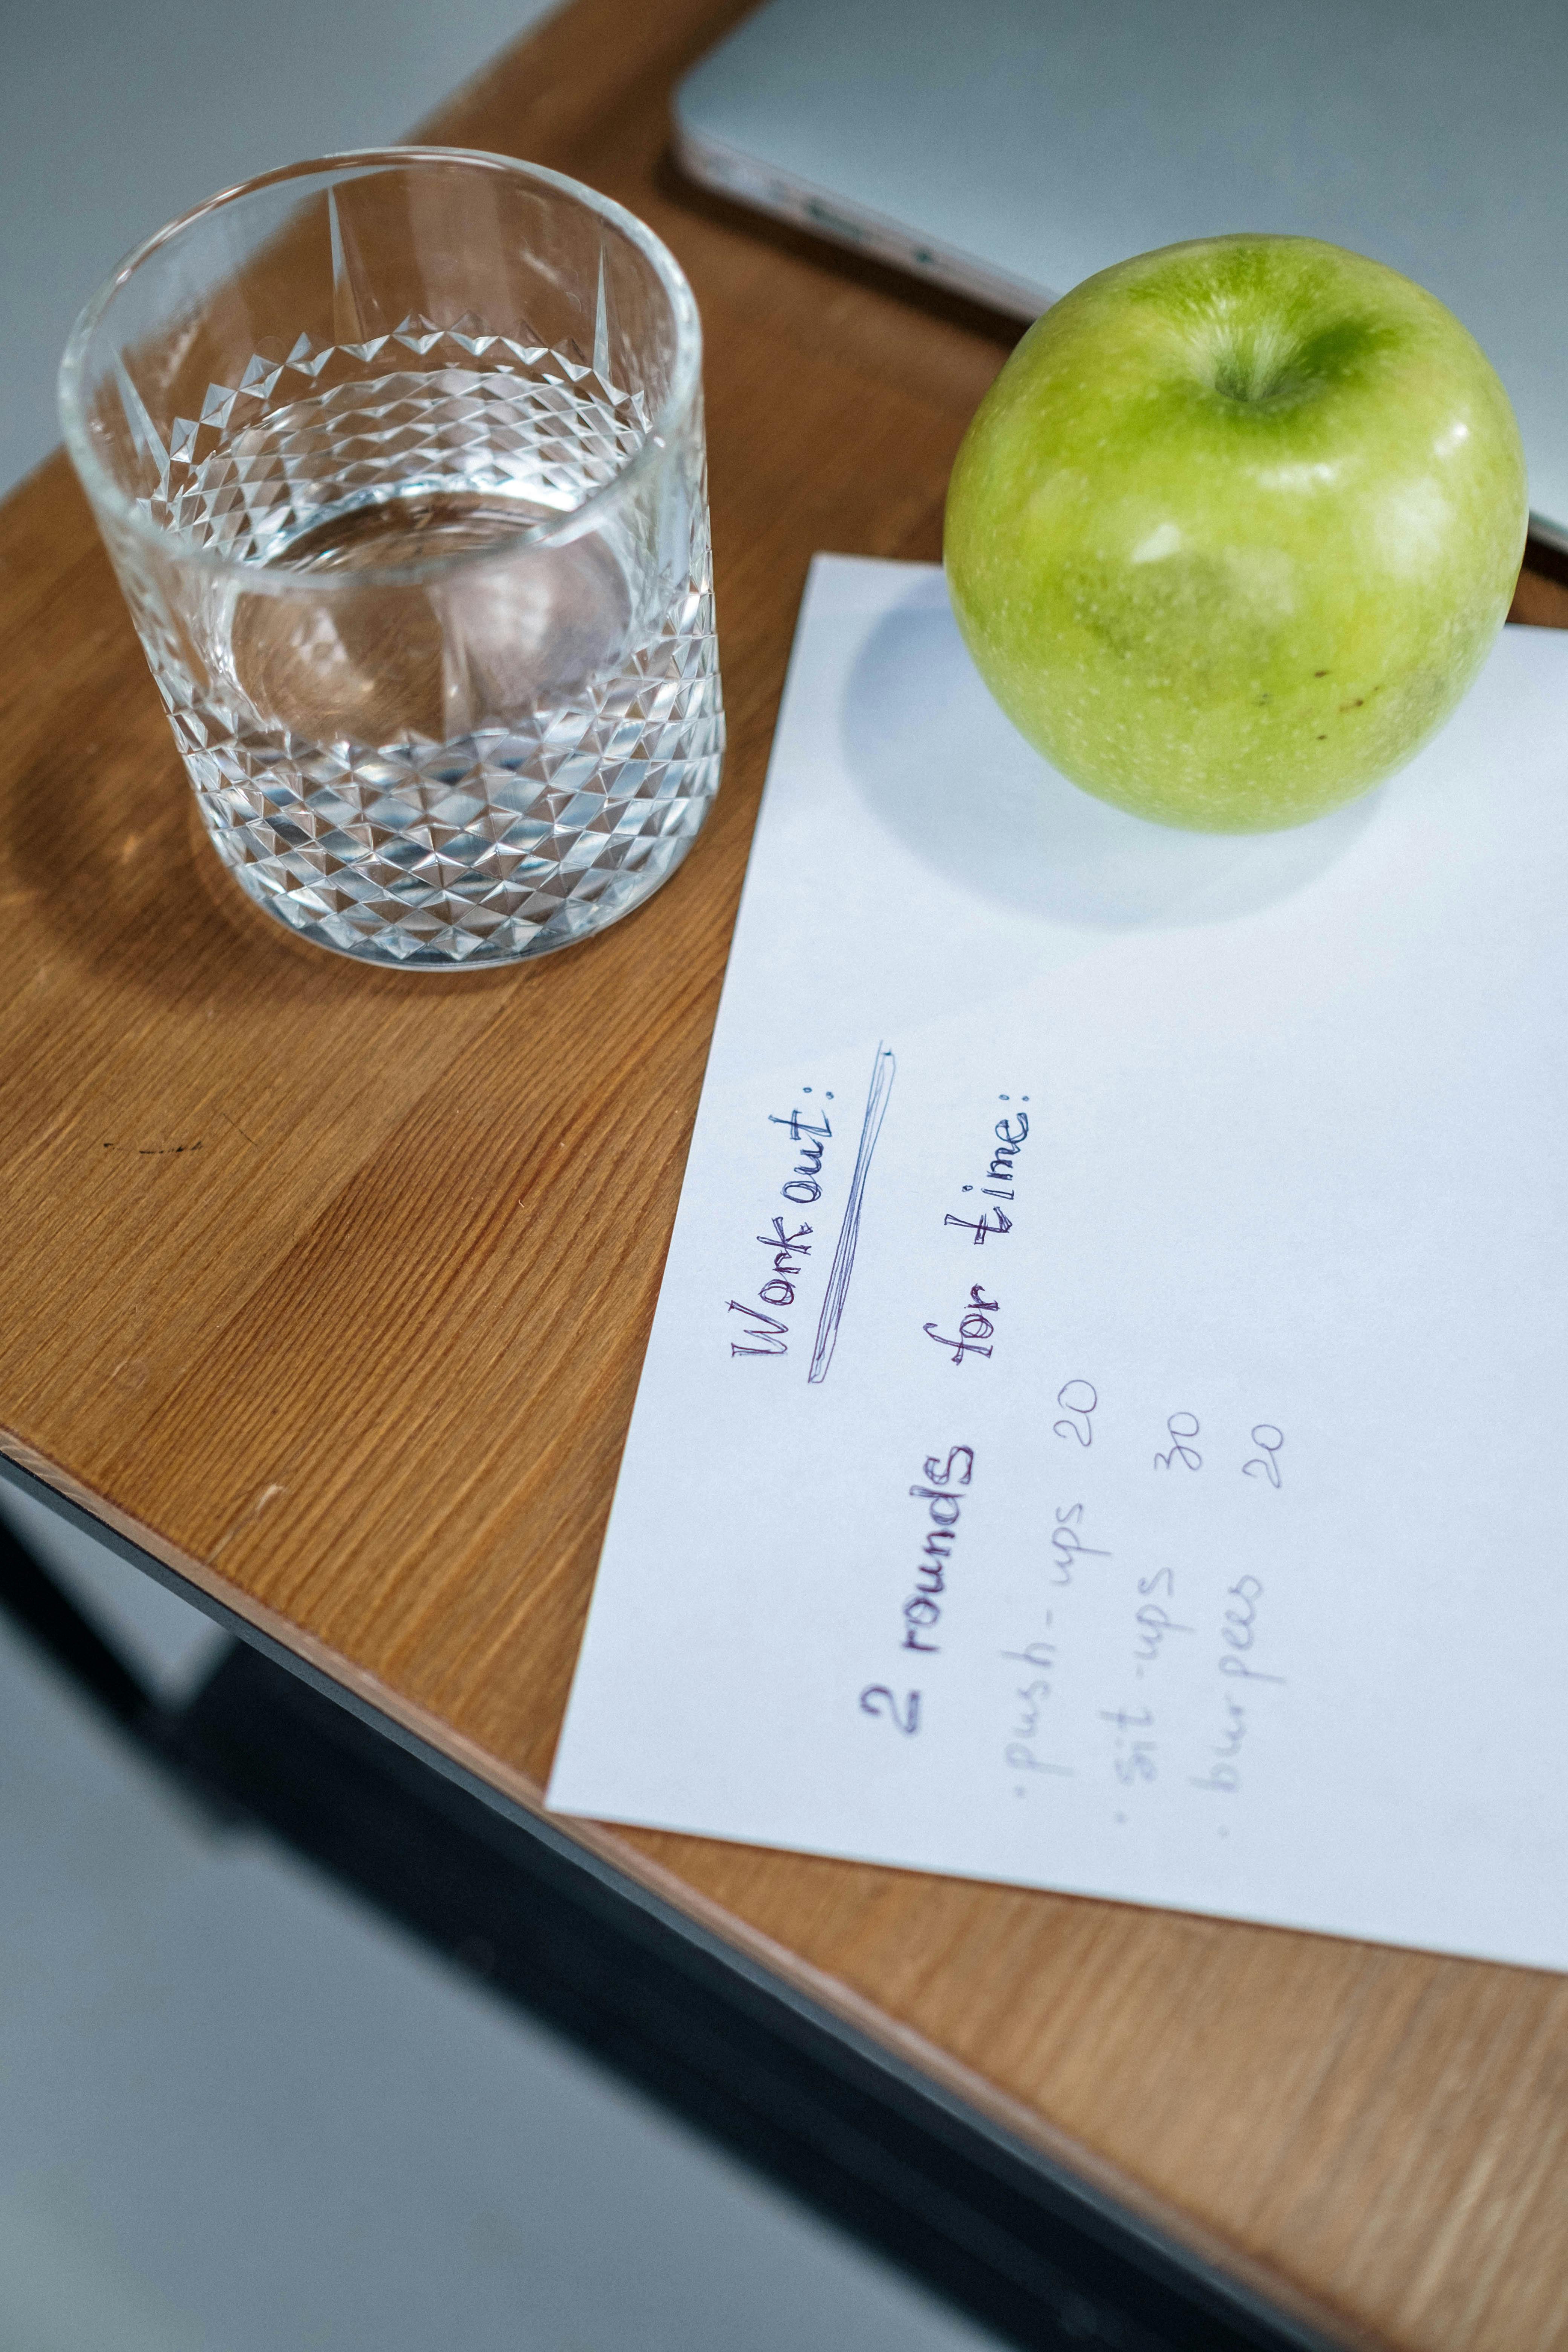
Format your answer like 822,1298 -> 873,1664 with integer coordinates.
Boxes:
149,322 -> 652,567
125,321 -> 721,967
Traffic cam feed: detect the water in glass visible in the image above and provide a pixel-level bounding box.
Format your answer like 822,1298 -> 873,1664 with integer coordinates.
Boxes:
135,330 -> 721,965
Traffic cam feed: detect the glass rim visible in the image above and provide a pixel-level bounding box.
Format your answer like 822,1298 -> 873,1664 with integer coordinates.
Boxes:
57,145 -> 704,592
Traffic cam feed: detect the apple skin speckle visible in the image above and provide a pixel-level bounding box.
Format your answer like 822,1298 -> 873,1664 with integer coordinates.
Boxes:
945,234 -> 1527,833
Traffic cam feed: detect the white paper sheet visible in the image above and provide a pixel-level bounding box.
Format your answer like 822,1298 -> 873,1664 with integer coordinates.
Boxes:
548,554 -> 1568,1973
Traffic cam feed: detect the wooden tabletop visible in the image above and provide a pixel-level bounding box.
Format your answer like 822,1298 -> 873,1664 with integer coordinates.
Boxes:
6,6 -> 1568,2345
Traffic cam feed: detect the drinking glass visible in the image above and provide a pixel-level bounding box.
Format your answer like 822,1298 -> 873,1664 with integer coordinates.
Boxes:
59,149 -> 724,967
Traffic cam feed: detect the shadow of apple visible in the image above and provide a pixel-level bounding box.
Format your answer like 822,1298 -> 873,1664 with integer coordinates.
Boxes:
842,572 -> 1381,933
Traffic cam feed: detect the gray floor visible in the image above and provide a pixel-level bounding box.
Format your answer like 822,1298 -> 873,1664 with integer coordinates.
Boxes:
1,8 -> 1001,2346
0,1541 -> 997,2352
2,0 -> 566,494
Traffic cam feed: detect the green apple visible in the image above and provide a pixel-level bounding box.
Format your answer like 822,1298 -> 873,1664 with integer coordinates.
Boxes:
944,235 -> 1528,832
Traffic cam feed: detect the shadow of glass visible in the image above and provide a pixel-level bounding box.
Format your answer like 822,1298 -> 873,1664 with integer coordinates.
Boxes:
841,574 -> 1382,931
1,715 -> 542,1008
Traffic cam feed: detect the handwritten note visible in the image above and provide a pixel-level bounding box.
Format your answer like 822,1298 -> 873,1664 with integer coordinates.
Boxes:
548,556 -> 1568,1974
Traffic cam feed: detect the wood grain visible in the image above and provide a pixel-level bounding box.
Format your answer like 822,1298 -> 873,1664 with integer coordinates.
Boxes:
5,6 -> 1568,2345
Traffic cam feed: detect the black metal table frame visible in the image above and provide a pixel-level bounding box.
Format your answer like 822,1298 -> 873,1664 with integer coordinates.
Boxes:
0,1450 -> 1343,2352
